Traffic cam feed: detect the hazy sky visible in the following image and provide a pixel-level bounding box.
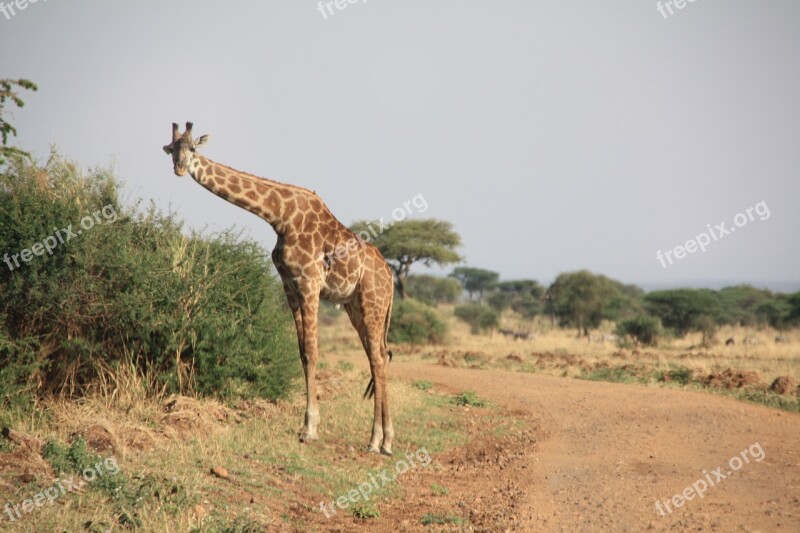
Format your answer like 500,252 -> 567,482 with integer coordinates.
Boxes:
2,0 -> 798,290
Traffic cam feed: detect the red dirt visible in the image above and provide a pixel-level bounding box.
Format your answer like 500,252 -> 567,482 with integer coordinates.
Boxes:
317,357 -> 800,531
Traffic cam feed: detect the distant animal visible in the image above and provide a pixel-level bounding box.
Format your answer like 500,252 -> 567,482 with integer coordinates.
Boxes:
588,334 -> 616,344
725,337 -> 735,346
514,332 -> 535,341
499,329 -> 516,339
743,336 -> 761,346
775,335 -> 789,344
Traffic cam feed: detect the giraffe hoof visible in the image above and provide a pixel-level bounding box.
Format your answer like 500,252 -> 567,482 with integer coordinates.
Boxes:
298,432 -> 319,443
366,445 -> 381,454
380,447 -> 393,456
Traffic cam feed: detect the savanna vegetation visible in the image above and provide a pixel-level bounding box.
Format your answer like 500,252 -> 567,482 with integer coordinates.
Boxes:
1,79 -> 798,530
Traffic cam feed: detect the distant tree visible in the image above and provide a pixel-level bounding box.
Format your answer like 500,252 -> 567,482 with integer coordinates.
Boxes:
615,316 -> 662,347
450,267 -> 499,302
405,274 -> 462,305
548,270 -> 617,335
486,291 -> 514,313
0,78 -> 38,166
603,281 -> 646,322
490,279 -> 545,319
454,303 -> 499,334
694,314 -> 718,347
755,297 -> 792,331
787,292 -> 800,325
644,289 -> 721,337
716,285 -> 773,326
350,219 -> 461,299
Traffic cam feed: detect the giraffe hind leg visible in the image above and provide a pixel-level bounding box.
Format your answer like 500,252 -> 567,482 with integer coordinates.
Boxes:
362,349 -> 392,400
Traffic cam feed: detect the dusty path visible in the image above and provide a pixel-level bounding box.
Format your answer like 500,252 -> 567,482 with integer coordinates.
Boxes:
385,359 -> 800,531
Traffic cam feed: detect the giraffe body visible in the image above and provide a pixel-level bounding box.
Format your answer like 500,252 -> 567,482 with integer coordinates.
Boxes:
164,123 -> 395,454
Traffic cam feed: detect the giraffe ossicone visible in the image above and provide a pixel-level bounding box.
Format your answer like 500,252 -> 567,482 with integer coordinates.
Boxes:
163,122 -> 396,454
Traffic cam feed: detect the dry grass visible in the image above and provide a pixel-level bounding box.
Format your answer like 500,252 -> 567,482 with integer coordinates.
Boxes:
1,304 -> 795,530
0,349 -> 473,532
318,303 -> 799,388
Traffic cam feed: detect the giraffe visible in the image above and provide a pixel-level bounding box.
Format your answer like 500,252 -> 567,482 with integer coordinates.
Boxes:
163,122 -> 396,454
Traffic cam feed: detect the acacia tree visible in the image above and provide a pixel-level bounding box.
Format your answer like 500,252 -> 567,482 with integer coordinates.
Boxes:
548,270 -> 617,336
1,78 -> 38,166
350,218 -> 461,299
496,279 -> 544,319
450,267 -> 499,302
644,289 -> 721,337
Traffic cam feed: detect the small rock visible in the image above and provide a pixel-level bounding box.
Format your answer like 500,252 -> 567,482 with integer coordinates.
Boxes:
210,466 -> 230,480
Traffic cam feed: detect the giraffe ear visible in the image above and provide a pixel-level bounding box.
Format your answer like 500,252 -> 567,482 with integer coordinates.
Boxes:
163,144 -> 174,155
193,134 -> 210,148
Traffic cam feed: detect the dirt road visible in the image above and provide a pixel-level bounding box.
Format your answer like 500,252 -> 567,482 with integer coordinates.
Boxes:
385,360 -> 800,531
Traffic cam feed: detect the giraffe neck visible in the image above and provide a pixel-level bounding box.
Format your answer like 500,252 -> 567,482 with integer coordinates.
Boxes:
188,154 -> 308,234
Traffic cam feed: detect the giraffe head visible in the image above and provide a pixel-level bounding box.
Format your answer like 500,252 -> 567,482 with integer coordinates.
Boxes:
162,122 -> 209,176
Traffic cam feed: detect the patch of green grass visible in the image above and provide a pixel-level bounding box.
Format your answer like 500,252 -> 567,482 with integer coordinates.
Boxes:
453,391 -> 488,407
190,514 -> 264,533
656,366 -> 693,385
578,366 -> 639,384
700,385 -> 800,413
41,436 -> 198,529
575,363 -> 800,414
413,380 -> 433,391
351,500 -> 381,519
41,437 -> 125,496
390,390 -> 467,453
421,513 -> 466,526
431,483 -> 449,496
336,360 -> 355,373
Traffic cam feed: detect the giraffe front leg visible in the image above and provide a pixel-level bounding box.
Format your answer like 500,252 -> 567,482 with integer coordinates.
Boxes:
298,298 -> 321,443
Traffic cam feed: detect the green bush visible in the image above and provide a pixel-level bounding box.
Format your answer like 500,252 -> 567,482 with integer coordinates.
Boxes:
615,316 -> 662,347
453,391 -> 487,407
454,303 -> 499,334
388,299 -> 447,345
405,275 -> 462,306
0,152 -> 298,401
412,380 -> 433,391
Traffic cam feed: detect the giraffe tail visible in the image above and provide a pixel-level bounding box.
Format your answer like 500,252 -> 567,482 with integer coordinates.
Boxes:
362,350 -> 392,400
363,298 -> 394,400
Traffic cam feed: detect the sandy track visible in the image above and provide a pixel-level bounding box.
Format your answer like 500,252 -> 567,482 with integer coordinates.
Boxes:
387,360 -> 800,531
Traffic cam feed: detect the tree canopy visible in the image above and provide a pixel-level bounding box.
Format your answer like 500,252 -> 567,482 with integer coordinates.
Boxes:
488,279 -> 545,319
644,289 -> 721,336
450,266 -> 499,302
350,218 -> 461,299
547,270 -> 620,335
405,274 -> 462,305
0,78 -> 38,166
